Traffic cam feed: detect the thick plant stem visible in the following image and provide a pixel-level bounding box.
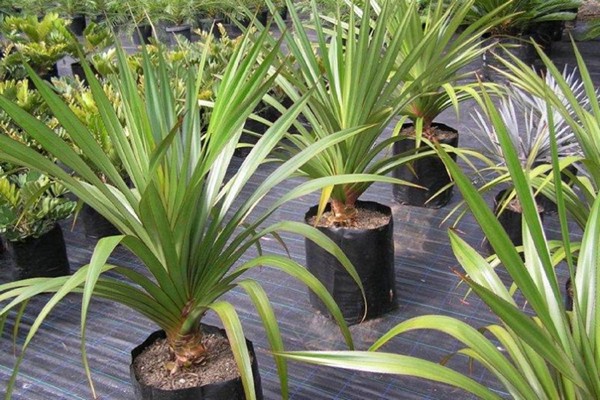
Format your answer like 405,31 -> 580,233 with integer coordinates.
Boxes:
168,328 -> 207,369
330,198 -> 357,224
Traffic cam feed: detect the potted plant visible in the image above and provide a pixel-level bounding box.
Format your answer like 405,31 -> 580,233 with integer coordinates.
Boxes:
387,0 -> 503,208
275,82 -> 600,399
87,0 -> 121,23
193,0 -> 229,36
0,166 -> 76,279
466,0 -> 581,81
70,21 -> 114,81
50,0 -> 90,36
500,43 -> 600,230
0,30 -> 359,398
467,70 -> 584,247
267,0 -> 456,324
0,13 -> 77,81
148,0 -> 199,43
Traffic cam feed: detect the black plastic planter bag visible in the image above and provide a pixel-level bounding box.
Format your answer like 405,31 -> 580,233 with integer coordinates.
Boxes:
488,189 -> 544,251
133,24 -> 153,46
80,204 -> 120,239
130,325 -> 263,400
305,201 -> 396,325
393,123 -> 458,208
68,14 -> 87,36
164,25 -> 192,45
5,223 -> 70,280
535,163 -> 578,215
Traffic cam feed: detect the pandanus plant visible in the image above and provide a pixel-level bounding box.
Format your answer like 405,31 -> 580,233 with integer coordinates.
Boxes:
497,42 -> 600,230
384,0 -> 504,141
267,0 -> 456,224
0,30 -> 360,399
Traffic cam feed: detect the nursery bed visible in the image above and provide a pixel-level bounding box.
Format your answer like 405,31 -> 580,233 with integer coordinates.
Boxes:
0,40 -> 598,400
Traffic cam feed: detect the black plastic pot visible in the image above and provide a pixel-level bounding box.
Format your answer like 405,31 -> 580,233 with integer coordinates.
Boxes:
36,63 -> 59,83
537,20 -> 565,42
4,223 -> 70,280
164,24 -> 192,45
133,24 -> 153,46
278,6 -> 288,20
235,106 -> 280,158
238,10 -> 269,27
68,14 -> 87,36
197,17 -> 224,38
392,123 -> 459,208
305,201 -> 397,325
130,325 -> 263,400
70,61 -> 100,85
535,163 -> 578,215
80,204 -> 120,239
488,189 -> 544,250
257,10 -> 269,25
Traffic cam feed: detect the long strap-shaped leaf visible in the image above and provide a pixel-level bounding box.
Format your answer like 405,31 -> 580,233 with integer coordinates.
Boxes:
277,350 -> 501,400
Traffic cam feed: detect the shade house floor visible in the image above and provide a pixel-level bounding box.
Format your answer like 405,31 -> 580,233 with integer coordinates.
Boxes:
1,38 -> 599,399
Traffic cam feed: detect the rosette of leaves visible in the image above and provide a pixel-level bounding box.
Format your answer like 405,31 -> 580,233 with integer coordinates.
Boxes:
0,167 -> 76,241
471,73 -> 585,170
266,0 -> 464,223
493,42 -> 600,230
438,67 -> 588,224
0,13 -> 77,80
0,29 -> 360,398
384,0 -> 504,141
89,48 -> 119,76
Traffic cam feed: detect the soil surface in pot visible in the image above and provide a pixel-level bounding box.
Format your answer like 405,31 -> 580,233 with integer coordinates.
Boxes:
498,196 -> 544,214
307,207 -> 390,229
579,0 -> 600,20
401,124 -> 458,142
133,332 -> 240,391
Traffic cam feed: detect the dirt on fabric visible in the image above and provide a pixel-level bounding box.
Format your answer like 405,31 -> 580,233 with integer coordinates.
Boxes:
133,332 -> 241,391
308,207 -> 390,229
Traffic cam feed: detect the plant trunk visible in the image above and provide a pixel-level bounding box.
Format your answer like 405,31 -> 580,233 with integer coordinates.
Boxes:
330,198 -> 357,224
168,329 -> 207,369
